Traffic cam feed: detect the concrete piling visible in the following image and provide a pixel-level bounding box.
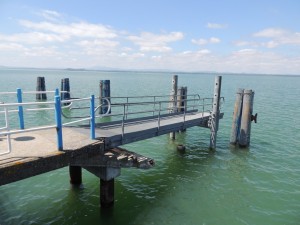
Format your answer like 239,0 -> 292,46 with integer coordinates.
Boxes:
69,166 -> 82,186
99,80 -> 111,114
100,179 -> 115,208
36,77 -> 47,100
230,88 -> 244,145
170,75 -> 178,139
177,86 -> 187,113
209,76 -> 222,149
239,89 -> 255,147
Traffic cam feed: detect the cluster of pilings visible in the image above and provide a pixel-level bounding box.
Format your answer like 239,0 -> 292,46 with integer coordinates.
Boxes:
169,75 -> 222,150
36,77 -> 71,102
230,88 -> 257,147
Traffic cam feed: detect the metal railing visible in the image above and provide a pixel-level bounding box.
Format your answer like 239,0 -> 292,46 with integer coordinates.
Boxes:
0,91 -> 224,155
0,89 -> 97,155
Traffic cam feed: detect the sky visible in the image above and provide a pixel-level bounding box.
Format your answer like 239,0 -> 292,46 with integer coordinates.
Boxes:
0,0 -> 300,75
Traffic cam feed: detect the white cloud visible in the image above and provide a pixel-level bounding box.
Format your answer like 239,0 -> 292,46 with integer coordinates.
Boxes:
38,10 -> 62,21
253,28 -> 287,38
0,32 -> 69,44
19,20 -> 117,39
192,37 -> 220,45
127,31 -> 184,52
235,28 -> 300,49
206,23 -> 227,29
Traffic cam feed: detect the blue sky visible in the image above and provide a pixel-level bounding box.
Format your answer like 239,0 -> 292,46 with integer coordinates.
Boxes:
0,0 -> 300,74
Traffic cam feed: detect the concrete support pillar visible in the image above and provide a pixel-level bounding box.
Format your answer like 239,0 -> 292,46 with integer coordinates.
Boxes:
69,166 -> 82,186
230,88 -> 244,145
239,89 -> 254,147
100,178 -> 114,208
170,75 -> 178,139
209,76 -> 222,149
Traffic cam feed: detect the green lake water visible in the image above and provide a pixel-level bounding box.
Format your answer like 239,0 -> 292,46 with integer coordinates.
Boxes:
0,68 -> 299,225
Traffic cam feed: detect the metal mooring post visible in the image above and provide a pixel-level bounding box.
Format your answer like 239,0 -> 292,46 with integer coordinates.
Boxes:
239,89 -> 255,147
99,80 -> 111,114
36,76 -> 47,100
60,78 -> 70,105
209,76 -> 222,149
169,75 -> 178,139
230,88 -> 244,145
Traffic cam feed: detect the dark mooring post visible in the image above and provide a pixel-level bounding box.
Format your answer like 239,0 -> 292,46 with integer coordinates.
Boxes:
209,76 -> 222,149
99,80 -> 111,114
230,88 -> 244,145
69,166 -> 82,186
170,75 -> 178,139
60,78 -> 70,105
36,76 -> 47,100
100,179 -> 115,208
239,89 -> 255,147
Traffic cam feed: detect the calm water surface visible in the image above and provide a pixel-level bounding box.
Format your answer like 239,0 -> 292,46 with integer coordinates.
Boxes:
0,69 -> 299,225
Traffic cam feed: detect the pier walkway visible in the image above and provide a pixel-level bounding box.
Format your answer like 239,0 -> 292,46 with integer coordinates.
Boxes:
0,75 -> 223,207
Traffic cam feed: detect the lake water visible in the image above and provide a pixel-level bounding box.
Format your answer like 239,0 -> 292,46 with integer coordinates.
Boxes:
0,68 -> 299,225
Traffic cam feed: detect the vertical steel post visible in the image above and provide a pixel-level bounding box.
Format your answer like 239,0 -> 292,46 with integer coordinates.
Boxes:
170,75 -> 178,139
54,95 -> 63,150
230,88 -> 244,145
209,76 -> 222,149
239,90 -> 254,147
90,95 -> 95,139
17,88 -> 24,129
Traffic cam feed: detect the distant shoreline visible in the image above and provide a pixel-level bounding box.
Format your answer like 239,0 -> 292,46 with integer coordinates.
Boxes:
0,66 -> 299,77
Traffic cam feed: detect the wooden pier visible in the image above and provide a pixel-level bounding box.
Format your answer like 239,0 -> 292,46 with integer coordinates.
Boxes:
0,75 -> 223,207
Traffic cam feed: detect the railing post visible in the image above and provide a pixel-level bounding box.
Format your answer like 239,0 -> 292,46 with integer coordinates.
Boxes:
209,76 -> 222,149
55,88 -> 59,96
54,95 -> 63,150
90,95 -> 95,139
17,88 -> 24,129
4,107 -> 12,153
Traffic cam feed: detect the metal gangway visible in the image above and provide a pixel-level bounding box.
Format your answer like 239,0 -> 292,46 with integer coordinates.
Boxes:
0,88 -> 223,155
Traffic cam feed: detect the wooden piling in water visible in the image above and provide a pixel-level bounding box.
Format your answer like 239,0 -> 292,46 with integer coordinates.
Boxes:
209,76 -> 222,149
170,75 -> 178,139
69,166 -> 82,186
239,89 -> 254,147
230,88 -> 244,145
99,80 -> 111,114
60,78 -> 70,105
36,77 -> 47,100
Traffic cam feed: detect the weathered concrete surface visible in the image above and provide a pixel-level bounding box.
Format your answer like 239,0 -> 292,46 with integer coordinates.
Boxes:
0,128 -> 155,186
0,127 -> 104,186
